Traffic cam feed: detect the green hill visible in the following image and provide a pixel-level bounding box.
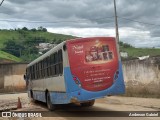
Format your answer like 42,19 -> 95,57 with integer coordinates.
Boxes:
122,47 -> 160,58
0,27 -> 76,62
0,29 -> 75,48
0,50 -> 22,62
0,28 -> 159,62
119,42 -> 160,59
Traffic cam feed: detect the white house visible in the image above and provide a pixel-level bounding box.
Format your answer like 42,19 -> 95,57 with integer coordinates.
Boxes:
120,52 -> 128,58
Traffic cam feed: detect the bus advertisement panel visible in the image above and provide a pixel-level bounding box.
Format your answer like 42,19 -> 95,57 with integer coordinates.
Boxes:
67,37 -> 119,91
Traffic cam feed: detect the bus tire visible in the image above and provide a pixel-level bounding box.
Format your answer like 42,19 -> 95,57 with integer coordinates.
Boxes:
46,92 -> 56,111
30,90 -> 37,103
81,100 -> 95,107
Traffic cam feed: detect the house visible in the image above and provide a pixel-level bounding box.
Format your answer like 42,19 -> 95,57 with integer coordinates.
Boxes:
120,52 -> 128,58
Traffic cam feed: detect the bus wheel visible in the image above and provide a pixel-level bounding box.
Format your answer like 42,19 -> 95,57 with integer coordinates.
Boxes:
46,92 -> 56,111
81,100 -> 95,107
30,90 -> 37,103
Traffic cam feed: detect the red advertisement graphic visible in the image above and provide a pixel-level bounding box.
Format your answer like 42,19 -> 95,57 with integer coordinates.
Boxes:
67,37 -> 118,91
85,45 -> 112,62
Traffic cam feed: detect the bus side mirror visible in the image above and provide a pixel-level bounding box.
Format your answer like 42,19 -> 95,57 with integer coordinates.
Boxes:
63,44 -> 67,51
24,75 -> 26,80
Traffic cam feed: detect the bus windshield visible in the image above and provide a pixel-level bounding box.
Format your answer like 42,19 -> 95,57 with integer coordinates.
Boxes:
67,37 -> 118,91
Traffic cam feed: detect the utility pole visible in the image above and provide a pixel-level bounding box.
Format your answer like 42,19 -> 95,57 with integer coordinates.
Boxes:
114,0 -> 119,42
113,0 -> 120,59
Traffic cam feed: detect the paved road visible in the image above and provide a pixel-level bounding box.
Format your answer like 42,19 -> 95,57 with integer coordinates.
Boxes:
0,93 -> 159,120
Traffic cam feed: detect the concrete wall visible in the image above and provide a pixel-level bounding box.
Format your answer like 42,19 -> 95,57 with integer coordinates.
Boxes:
122,56 -> 160,97
0,57 -> 160,97
0,63 -> 27,92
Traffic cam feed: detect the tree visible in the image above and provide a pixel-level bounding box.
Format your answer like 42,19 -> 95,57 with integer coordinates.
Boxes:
31,28 -> 37,32
2,40 -> 25,57
38,26 -> 43,31
37,26 -> 47,32
28,46 -> 39,54
42,28 -> 47,32
22,27 -> 28,31
119,41 -> 133,48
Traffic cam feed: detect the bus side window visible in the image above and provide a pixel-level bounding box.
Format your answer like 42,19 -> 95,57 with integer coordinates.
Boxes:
39,61 -> 41,79
46,57 -> 49,77
37,63 -> 39,79
50,53 -> 55,76
42,59 -> 45,78
41,61 -> 43,78
33,65 -> 35,80
55,52 -> 59,75
31,65 -> 34,80
35,63 -> 37,79
38,62 -> 41,79
49,56 -> 51,76
43,59 -> 46,78
47,56 -> 51,77
44,58 -> 47,77
58,49 -> 63,75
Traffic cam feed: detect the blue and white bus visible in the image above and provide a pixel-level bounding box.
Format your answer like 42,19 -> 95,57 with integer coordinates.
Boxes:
24,37 -> 125,110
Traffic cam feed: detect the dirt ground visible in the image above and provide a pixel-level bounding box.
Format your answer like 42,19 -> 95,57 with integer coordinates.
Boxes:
0,93 -> 160,111
0,93 -> 159,120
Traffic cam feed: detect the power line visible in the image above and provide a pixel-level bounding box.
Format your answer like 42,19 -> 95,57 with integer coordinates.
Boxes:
118,16 -> 160,27
1,15 -> 160,28
0,16 -> 114,24
0,0 -> 4,6
0,0 -> 159,27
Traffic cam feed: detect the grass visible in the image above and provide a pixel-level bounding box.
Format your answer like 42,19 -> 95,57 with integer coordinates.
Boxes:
0,30 -> 19,48
0,50 -> 22,62
121,47 -> 160,59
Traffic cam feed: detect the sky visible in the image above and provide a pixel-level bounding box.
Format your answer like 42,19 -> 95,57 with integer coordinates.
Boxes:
0,0 -> 160,48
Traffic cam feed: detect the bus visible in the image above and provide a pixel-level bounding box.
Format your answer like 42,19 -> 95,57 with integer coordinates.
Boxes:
24,37 -> 125,110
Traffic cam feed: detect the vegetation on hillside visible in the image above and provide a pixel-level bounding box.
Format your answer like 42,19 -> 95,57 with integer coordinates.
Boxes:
0,27 -> 76,62
119,41 -> 160,60
0,27 -> 160,62
0,50 -> 22,62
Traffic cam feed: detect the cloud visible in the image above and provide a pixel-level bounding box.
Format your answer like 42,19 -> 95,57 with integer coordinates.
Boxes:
47,27 -> 115,37
48,27 -> 160,48
0,0 -> 160,47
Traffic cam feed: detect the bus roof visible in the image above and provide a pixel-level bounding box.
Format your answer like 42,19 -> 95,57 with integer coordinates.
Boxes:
27,41 -> 66,67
